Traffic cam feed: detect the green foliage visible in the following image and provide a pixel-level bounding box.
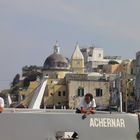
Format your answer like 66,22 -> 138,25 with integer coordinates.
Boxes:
0,89 -> 10,98
11,74 -> 20,87
108,60 -> 119,65
22,65 -> 42,81
9,65 -> 43,97
10,85 -> 19,95
23,77 -> 30,88
22,65 -> 39,71
24,71 -> 42,81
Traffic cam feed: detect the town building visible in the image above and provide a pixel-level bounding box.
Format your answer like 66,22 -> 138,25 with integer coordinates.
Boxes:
80,46 -> 122,72
120,59 -> 135,112
102,64 -> 122,74
135,51 -> 140,108
66,73 -> 110,109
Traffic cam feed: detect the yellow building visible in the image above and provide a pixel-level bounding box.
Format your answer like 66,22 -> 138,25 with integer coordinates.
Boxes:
44,78 -> 67,108
43,43 -> 70,108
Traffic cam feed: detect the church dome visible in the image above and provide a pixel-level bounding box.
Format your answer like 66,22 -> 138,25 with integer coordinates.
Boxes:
43,43 -> 69,70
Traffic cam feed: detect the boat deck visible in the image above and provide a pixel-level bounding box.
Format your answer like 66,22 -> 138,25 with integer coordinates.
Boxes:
0,108 -> 139,140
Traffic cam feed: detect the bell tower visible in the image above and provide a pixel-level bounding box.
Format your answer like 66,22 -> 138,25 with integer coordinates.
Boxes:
71,43 -> 84,73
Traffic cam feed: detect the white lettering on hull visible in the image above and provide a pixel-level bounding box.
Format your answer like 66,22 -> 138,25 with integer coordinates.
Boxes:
90,118 -> 125,128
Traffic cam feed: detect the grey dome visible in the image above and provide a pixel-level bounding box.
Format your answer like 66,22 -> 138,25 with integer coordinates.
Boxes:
43,53 -> 69,70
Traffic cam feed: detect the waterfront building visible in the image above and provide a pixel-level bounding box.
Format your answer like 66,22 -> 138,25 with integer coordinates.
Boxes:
135,51 -> 140,108
120,59 -> 135,111
66,73 -> 110,109
17,43 -> 116,109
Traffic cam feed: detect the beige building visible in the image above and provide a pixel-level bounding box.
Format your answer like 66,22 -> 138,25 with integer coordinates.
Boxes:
103,64 -> 122,74
66,74 -> 110,109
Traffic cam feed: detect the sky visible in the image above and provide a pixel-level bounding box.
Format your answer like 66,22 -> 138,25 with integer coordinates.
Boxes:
0,0 -> 140,90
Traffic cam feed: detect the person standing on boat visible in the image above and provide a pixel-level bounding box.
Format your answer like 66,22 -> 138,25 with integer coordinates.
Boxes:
76,93 -> 96,114
0,96 -> 4,113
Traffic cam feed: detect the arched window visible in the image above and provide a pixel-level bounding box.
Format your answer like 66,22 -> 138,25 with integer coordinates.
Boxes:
77,87 -> 84,97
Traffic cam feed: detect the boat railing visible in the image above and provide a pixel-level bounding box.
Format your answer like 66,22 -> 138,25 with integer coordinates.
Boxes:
2,108 -> 125,115
3,108 -> 76,114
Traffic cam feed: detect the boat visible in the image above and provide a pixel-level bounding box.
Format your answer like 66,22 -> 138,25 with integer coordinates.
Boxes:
0,108 -> 140,140
1,76 -> 140,140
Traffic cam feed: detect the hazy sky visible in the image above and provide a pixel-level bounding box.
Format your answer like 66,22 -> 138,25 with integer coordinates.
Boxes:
0,0 -> 140,90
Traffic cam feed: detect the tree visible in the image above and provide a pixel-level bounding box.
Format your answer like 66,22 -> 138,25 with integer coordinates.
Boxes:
25,71 -> 42,81
10,85 -> 19,95
23,77 -> 30,88
22,65 -> 42,80
11,74 -> 20,87
108,60 -> 119,65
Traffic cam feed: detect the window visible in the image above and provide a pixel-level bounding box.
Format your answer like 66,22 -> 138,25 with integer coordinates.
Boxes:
138,56 -> 140,66
96,88 -> 103,97
58,91 -> 61,96
63,91 -> 66,96
77,88 -> 84,97
130,92 -> 135,96
98,53 -> 102,58
22,95 -> 25,100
